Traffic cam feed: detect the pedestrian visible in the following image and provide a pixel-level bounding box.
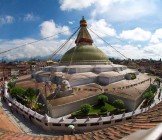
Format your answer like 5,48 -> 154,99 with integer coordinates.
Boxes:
8,102 -> 13,114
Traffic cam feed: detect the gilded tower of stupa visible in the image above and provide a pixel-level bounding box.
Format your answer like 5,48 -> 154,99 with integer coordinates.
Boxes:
60,17 -> 111,65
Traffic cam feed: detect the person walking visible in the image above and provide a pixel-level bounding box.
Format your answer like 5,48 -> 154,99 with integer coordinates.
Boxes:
8,102 -> 13,114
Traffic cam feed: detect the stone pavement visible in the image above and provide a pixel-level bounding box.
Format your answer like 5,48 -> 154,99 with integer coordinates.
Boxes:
0,99 -> 63,136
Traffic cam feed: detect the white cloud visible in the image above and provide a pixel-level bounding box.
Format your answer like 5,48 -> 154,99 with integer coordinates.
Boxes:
120,27 -> 151,41
89,19 -> 116,37
98,42 -> 162,60
68,21 -> 74,25
59,0 -> 95,11
150,28 -> 162,44
23,13 -> 39,21
0,36 -> 162,61
0,38 -> 66,60
40,20 -> 71,38
59,0 -> 157,21
92,0 -> 157,21
103,44 -> 143,59
0,15 -> 14,25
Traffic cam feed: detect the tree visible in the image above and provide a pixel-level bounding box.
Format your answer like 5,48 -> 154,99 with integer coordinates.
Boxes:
24,88 -> 37,108
113,99 -> 124,109
143,91 -> 154,101
98,95 -> 108,106
25,88 -> 37,99
150,85 -> 157,93
10,86 -> 25,99
100,106 -> 107,112
80,104 -> 91,114
8,82 -> 16,89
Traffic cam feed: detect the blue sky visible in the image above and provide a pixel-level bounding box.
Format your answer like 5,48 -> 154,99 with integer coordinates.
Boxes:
0,0 -> 162,60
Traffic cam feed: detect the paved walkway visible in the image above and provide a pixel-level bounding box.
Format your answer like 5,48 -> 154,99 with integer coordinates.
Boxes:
0,99 -> 64,136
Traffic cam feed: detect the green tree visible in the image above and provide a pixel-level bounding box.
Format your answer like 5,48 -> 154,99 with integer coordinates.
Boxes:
98,95 -> 108,106
143,91 -> 154,101
113,99 -> 124,109
80,104 -> 91,115
25,88 -> 37,99
100,106 -> 107,112
10,86 -> 25,99
25,88 -> 37,108
8,82 -> 16,89
150,85 -> 157,93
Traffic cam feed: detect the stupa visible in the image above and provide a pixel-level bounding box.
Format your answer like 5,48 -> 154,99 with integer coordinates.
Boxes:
32,17 -> 152,118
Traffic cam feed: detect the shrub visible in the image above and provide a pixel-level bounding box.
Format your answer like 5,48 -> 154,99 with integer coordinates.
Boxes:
10,86 -> 25,99
100,106 -> 107,112
25,88 -> 37,99
113,99 -> 124,109
98,95 -> 108,106
130,73 -> 136,80
80,104 -> 91,114
150,85 -> 157,93
8,82 -> 16,89
144,91 -> 154,101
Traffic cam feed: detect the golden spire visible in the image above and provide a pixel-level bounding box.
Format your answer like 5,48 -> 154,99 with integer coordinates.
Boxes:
80,16 -> 87,27
75,17 -> 93,45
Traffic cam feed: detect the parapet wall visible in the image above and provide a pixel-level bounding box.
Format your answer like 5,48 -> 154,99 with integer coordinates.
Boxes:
50,92 -> 101,118
4,95 -> 160,133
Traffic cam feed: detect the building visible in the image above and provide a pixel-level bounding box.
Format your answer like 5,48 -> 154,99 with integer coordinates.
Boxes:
32,17 -> 152,118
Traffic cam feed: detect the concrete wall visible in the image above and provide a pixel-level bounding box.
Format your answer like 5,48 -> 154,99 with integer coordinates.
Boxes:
105,93 -> 136,111
51,66 -> 66,72
50,93 -> 101,118
98,75 -> 125,85
105,85 -> 148,111
94,67 -> 114,73
66,67 -> 93,74
69,77 -> 97,87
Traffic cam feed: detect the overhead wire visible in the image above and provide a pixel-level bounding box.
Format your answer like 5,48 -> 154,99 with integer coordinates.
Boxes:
58,32 -> 77,64
88,27 -> 129,60
47,27 -> 80,60
65,26 -> 83,74
0,26 -> 79,55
